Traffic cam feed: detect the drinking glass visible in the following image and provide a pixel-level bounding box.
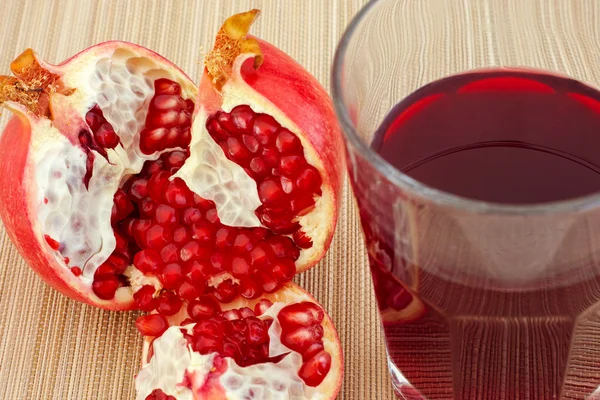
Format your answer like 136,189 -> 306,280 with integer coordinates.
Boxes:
332,0 -> 600,398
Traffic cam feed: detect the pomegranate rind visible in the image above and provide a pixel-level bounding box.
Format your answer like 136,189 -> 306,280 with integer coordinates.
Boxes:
139,283 -> 343,399
0,41 -> 196,310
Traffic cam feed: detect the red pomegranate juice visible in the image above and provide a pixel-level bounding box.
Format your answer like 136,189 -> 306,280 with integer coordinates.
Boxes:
368,70 -> 600,399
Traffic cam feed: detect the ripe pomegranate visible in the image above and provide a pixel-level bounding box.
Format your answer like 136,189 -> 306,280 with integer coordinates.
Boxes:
0,10 -> 342,312
136,283 -> 342,399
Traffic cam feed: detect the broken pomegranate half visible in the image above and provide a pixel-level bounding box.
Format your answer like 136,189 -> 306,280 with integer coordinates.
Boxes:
0,9 -> 343,311
136,283 -> 342,400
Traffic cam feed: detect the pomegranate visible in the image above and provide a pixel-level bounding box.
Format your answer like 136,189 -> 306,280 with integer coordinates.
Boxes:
0,10 -> 342,311
136,283 -> 343,399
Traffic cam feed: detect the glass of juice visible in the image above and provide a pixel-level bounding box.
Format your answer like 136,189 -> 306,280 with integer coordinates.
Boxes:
332,0 -> 600,398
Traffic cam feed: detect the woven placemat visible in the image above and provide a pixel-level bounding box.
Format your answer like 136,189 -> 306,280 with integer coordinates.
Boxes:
0,1 -> 391,399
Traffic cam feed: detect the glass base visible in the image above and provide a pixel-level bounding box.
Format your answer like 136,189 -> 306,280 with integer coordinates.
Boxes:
387,351 -> 427,400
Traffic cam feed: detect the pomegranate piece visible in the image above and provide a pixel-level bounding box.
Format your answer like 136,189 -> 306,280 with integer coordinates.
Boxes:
298,350 -> 332,387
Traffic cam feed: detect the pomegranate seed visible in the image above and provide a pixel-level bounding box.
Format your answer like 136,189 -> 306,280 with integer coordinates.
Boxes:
145,224 -> 172,249
194,195 -> 215,210
177,281 -> 200,301
134,285 -> 158,311
135,314 -> 168,337
107,254 -> 129,274
246,317 -> 269,345
215,227 -> 235,250
267,235 -> 297,258
192,221 -> 216,244
258,179 -> 286,206
159,243 -> 179,263
85,107 -> 103,131
70,266 -> 82,276
180,241 -> 211,262
128,178 -> 149,202
120,218 -> 136,238
148,171 -> 171,203
296,166 -> 322,194
194,335 -> 223,354
162,150 -> 188,169
254,299 -> 273,316
164,178 -> 194,208
112,189 -> 134,222
154,204 -> 178,226
206,118 -> 229,141
156,291 -> 182,316
44,235 -> 60,250
278,302 -> 325,328
94,263 -> 116,279
134,248 -> 163,274
271,259 -> 296,283
210,252 -> 231,272
139,198 -> 157,218
260,273 -> 279,293
182,207 -> 203,226
160,263 -> 184,289
281,325 -> 324,354
92,277 -> 119,300
143,159 -> 164,176
132,219 -> 153,248
231,257 -> 250,276
249,157 -> 268,177
252,114 -> 280,145
230,105 -> 255,133
257,208 -> 301,234
140,127 -> 168,153
94,122 -> 119,148
303,342 -> 326,362
280,176 -> 294,194
227,137 -> 250,162
242,135 -> 260,153
216,111 -> 237,133
239,278 -> 263,299
279,155 -> 305,176
188,296 -> 221,321
205,208 -> 219,224
293,230 -> 313,249
252,227 -> 271,241
275,129 -> 302,154
172,226 -> 191,245
214,280 -> 237,303
155,79 -> 182,95
298,351 -> 332,387
261,147 -> 280,167
239,307 -> 255,318
233,232 -> 255,253
290,196 -> 316,215
146,388 -> 176,400
222,309 -> 242,321
153,95 -> 183,111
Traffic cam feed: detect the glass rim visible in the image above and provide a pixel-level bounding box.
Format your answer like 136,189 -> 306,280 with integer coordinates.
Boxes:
330,0 -> 600,216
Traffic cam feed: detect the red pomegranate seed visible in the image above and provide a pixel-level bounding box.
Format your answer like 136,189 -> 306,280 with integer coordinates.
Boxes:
214,280 -> 237,303
156,291 -> 182,316
140,127 -> 167,153
135,314 -> 168,337
146,388 -> 176,400
206,118 -> 229,141
182,207 -> 202,226
242,135 -> 260,153
44,235 -> 60,250
205,208 -> 219,224
106,254 -> 129,274
280,176 -> 294,194
271,259 -> 296,283
164,179 -> 194,208
92,277 -> 119,300
257,208 -> 301,235
210,252 -> 231,272
134,248 -> 163,275
180,241 -> 211,262
159,243 -> 179,263
192,221 -> 215,244
222,309 -> 242,321
128,178 -> 149,202
261,147 -> 280,167
216,111 -> 237,133
154,204 -> 178,226
279,155 -> 305,176
239,278 -> 262,299
258,179 -> 286,206
249,157 -> 268,177
134,285 -> 158,311
153,95 -> 183,111
148,171 -> 171,203
239,307 -> 255,318
112,189 -> 134,222
260,273 -> 279,293
172,226 -> 191,245
143,159 -> 164,176
279,302 -> 325,329
132,219 -> 153,248
160,263 -> 184,289
303,342 -> 326,362
144,224 -> 171,249
188,296 -> 221,321
138,198 -> 156,218
252,227 -> 271,241
254,299 -> 273,316
231,257 -> 250,276
94,122 -> 119,149
298,351 -> 332,387
281,325 -> 324,354
290,196 -> 316,215
227,137 -> 250,162
155,79 -> 182,95
296,166 -> 323,195
246,317 -> 269,345
275,129 -> 302,154
215,227 -> 235,250
230,105 -> 255,133
252,114 -> 279,145
185,259 -> 209,281
70,266 -> 82,276
113,230 -> 129,252
85,107 -> 103,131
267,236 -> 296,258
233,232 -> 255,253
177,281 -> 200,301
162,150 -> 188,168
94,263 -> 116,279
193,319 -> 224,339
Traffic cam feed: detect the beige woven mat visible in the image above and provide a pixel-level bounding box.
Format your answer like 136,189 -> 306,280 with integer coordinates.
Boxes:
0,1 -> 391,399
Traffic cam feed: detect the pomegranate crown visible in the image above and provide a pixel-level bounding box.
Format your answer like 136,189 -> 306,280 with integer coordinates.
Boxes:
205,9 -> 263,90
